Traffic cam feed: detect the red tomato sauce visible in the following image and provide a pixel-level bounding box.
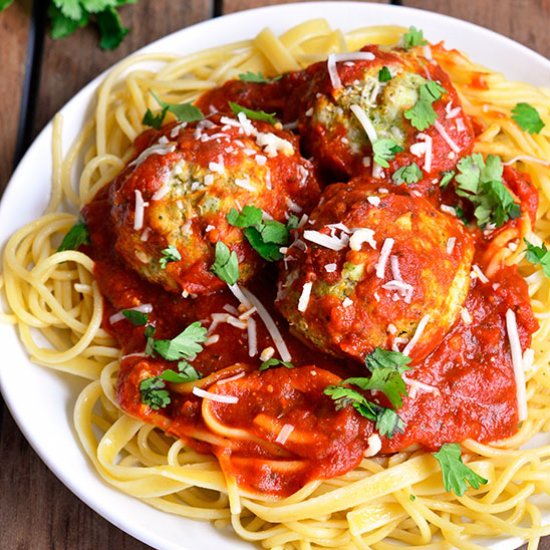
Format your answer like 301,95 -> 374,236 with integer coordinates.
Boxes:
80,52 -> 540,497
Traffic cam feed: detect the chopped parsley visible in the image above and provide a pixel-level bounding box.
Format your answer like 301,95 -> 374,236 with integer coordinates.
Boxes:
324,348 -> 410,438
238,71 -> 282,84
392,163 -> 423,185
378,66 -> 392,82
324,385 -> 404,438
402,26 -> 427,50
433,443 -> 488,496
259,358 -> 294,371
139,376 -> 170,410
57,220 -> 90,252
524,239 -> 550,277
159,362 -> 201,383
211,242 -> 239,285
454,153 -> 521,228
47,0 -> 137,50
373,139 -> 404,168
142,90 -> 204,129
147,321 -> 207,362
229,102 -> 278,125
226,205 -> 291,261
511,102 -> 545,134
405,80 -> 447,131
122,309 -> 149,326
439,170 -> 456,189
159,245 -> 181,269
344,348 -> 411,409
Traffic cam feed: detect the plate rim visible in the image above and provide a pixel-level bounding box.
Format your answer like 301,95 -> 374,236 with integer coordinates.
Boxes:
1,3 -> 549,549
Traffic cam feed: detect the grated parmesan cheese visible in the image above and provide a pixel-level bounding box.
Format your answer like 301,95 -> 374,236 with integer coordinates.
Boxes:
505,309 -> 528,421
192,387 -> 238,404
375,238 -> 395,278
247,317 -> 258,357
349,228 -> 377,251
133,190 -> 149,231
298,282 -> 313,312
434,120 -> 460,153
402,315 -> 430,356
275,423 -> 295,445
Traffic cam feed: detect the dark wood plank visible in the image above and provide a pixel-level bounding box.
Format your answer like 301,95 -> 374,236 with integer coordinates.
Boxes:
0,0 -> 31,193
223,0 -> 388,14
32,0 -> 214,138
402,0 -> 550,58
1,3 -> 213,549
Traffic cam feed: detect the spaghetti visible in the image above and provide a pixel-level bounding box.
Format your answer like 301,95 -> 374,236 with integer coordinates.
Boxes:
2,19 -> 550,549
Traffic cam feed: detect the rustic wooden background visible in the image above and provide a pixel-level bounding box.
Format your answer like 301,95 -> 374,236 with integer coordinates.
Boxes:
0,1 -> 549,548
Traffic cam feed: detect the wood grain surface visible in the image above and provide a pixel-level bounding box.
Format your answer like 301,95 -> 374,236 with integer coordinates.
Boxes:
0,1 -> 548,549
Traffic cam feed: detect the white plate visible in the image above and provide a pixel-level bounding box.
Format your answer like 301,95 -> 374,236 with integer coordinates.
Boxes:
1,3 -> 549,549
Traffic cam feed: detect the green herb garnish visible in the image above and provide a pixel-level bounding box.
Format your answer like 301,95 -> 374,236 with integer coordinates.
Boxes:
402,26 -> 427,50
259,358 -> 294,371
122,309 -> 149,326
238,71 -> 282,84
378,66 -> 392,82
524,239 -> 550,277
511,102 -> 545,134
433,443 -> 488,496
159,245 -> 181,269
229,102 -> 278,125
57,220 -> 90,252
392,163 -> 423,184
211,242 -> 239,285
404,80 -> 447,131
373,139 -> 404,168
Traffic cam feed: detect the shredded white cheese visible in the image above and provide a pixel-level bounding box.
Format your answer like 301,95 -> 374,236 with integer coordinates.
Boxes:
275,423 -> 295,445
503,155 -> 550,167
349,228 -> 377,251
471,264 -> 490,284
402,374 -> 440,399
446,237 -> 456,254
241,287 -> 292,362
434,120 -> 460,153
325,263 -> 337,273
192,387 -> 238,404
402,315 -> 431,356
460,307 -> 473,325
375,238 -> 395,278
342,297 -> 354,308
133,190 -> 148,231
256,132 -> 294,157
367,196 -> 381,206
298,282 -> 313,312
234,177 -> 256,192
303,229 -> 349,251
350,104 -> 378,144
327,51 -> 376,89
505,309 -> 528,422
247,317 -> 258,357
364,433 -> 382,457
109,303 -> 153,325
260,346 -> 275,362
129,142 -> 176,168
410,133 -> 433,172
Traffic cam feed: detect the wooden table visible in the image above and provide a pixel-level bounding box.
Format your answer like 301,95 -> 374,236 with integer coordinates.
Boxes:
0,1 -> 549,548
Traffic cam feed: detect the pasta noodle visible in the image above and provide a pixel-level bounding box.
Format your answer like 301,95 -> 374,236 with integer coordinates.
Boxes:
2,19 -> 550,549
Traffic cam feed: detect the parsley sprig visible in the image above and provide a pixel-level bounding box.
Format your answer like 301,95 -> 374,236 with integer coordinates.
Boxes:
122,309 -> 149,326
211,242 -> 239,285
511,103 -> 545,134
259,358 -> 294,371
373,139 -> 404,168
524,239 -> 550,277
433,443 -> 488,496
143,91 -> 204,129
229,102 -> 278,125
139,322 -> 206,409
405,80 -> 447,131
45,0 -> 137,50
159,245 -> 181,269
392,163 -> 423,185
402,26 -> 427,50
238,71 -> 282,84
453,154 -> 521,228
324,348 -> 411,438
57,219 -> 90,252
227,205 -> 291,261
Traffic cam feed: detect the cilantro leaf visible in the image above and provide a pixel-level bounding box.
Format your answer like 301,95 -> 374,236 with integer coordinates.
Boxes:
365,347 -> 412,374
159,245 -> 181,269
151,91 -> 204,124
226,205 -> 291,262
229,102 -> 278,125
48,3 -> 89,39
142,106 -> 168,129
140,376 -> 171,410
524,239 -> 550,277
433,443 -> 488,496
122,309 -> 149,326
259,358 -> 294,371
344,348 -> 411,408
378,66 -> 392,82
373,139 -> 404,168
454,154 -> 520,228
57,220 -> 90,252
402,26 -> 427,50
152,321 -> 207,361
439,170 -> 455,189
144,325 -> 156,356
392,163 -> 423,184
324,384 -> 405,438
238,71 -> 282,84
159,363 -> 201,383
211,242 -> 239,285
511,103 -> 545,134
286,214 -> 300,230
96,6 -> 128,50
404,80 -> 447,131
227,205 -> 263,228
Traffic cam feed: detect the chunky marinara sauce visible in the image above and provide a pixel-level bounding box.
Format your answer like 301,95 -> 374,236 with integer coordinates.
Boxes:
82,55 -> 539,498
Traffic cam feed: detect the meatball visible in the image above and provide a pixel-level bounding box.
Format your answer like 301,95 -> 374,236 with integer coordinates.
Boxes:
110,114 -> 319,294
290,44 -> 474,183
276,179 -> 474,363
